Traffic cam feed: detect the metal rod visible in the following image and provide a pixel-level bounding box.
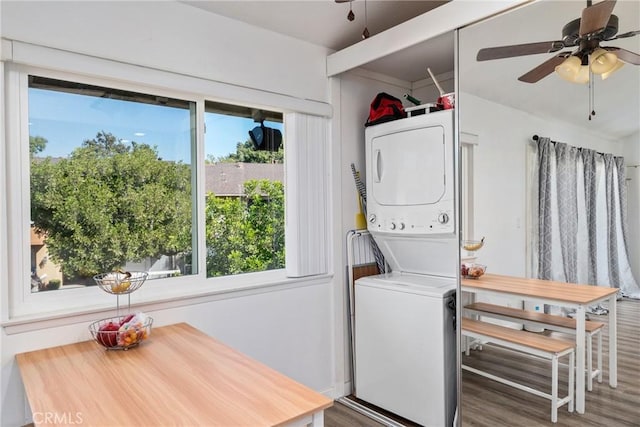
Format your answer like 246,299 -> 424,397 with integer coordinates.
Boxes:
336,397 -> 407,427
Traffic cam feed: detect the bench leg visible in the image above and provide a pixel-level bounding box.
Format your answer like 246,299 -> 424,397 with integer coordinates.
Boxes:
551,356 -> 558,423
568,351 -> 575,413
597,330 -> 603,383
587,333 -> 593,391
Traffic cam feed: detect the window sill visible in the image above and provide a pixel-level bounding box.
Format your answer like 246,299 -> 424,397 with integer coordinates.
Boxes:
2,271 -> 333,335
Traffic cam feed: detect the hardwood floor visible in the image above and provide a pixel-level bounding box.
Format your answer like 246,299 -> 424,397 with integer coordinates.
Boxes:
325,298 -> 640,426
325,401 -> 387,427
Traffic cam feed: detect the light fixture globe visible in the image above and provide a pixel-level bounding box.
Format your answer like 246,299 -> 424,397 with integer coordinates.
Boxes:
555,56 -> 582,82
601,59 -> 624,80
575,65 -> 590,84
591,48 -> 618,75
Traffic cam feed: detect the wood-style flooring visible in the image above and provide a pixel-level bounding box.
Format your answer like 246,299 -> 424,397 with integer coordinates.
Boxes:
325,298 -> 640,426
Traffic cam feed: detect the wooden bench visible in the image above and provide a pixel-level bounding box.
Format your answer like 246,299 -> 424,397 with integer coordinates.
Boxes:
461,318 -> 574,423
464,302 -> 604,391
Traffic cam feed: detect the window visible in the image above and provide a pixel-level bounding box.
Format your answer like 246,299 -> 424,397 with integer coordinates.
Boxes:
28,76 -> 197,291
3,50 -> 330,321
203,101 -> 285,277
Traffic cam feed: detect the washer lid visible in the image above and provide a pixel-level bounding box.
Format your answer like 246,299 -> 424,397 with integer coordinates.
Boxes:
356,272 -> 456,297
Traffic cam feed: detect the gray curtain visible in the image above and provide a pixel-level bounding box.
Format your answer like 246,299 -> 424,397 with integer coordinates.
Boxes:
537,138 -> 579,283
604,154 -> 620,288
537,137 -> 553,280
581,148 -> 598,285
535,137 -> 640,301
556,143 -> 578,284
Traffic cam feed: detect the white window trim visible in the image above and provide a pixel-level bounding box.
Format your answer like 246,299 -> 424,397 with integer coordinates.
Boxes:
460,131 -> 478,241
1,41 -> 332,325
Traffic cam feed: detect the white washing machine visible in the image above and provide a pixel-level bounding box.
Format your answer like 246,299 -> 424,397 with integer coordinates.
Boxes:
355,272 -> 457,427
354,109 -> 458,425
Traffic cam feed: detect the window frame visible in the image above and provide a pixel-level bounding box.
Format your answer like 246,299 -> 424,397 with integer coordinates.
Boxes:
2,45 -> 332,326
460,131 -> 478,242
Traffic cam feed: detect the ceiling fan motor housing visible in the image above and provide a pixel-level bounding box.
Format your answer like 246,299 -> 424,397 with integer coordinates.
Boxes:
562,14 -> 619,46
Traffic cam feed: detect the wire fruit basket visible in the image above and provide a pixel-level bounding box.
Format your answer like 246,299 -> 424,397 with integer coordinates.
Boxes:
461,263 -> 487,279
91,270 -> 152,350
93,271 -> 148,295
89,314 -> 153,350
461,238 -> 485,252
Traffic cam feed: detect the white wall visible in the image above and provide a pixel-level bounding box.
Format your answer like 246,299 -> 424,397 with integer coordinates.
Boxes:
459,92 -> 625,278
1,2 -> 336,426
1,1 -> 330,104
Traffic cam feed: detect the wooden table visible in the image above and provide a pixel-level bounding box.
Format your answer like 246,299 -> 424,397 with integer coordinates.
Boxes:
462,273 -> 618,415
16,323 -> 333,426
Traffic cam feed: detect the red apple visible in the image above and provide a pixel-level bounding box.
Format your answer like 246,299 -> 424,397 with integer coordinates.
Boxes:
96,321 -> 120,347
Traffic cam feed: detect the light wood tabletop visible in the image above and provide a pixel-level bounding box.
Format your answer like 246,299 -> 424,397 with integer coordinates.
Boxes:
462,273 -> 619,304
16,322 -> 333,426
461,272 -> 618,415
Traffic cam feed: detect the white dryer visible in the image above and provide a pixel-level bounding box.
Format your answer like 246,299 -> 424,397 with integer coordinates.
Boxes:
365,109 -> 457,276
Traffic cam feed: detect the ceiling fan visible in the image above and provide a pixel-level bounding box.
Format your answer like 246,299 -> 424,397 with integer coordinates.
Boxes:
476,0 -> 640,83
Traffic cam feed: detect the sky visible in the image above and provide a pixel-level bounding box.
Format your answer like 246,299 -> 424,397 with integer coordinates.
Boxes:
28,87 -> 283,163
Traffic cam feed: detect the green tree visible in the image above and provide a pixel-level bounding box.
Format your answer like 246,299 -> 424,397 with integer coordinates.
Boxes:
30,131 -> 192,279
205,179 -> 284,276
30,135 -> 48,155
217,140 -> 284,164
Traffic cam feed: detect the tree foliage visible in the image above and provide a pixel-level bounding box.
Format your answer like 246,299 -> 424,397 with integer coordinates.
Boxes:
30,131 -> 192,278
30,136 -> 47,155
205,179 -> 284,276
216,140 -> 284,164
30,130 -> 284,282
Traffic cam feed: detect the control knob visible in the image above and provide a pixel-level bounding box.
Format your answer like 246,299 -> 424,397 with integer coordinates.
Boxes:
437,213 -> 449,224
369,214 -> 376,224
390,222 -> 396,230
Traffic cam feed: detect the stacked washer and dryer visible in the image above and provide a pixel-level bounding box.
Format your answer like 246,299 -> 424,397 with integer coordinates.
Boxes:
354,109 -> 458,426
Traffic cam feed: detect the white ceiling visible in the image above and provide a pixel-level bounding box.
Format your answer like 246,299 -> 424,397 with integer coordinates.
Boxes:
181,0 -> 639,139
181,0 -> 454,80
182,0 -> 447,51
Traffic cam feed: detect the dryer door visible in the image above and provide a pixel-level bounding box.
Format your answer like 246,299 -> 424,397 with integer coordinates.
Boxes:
371,125 -> 445,206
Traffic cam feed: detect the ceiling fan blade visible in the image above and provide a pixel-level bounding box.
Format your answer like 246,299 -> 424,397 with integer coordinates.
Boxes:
477,41 -> 565,61
518,54 -> 568,83
606,30 -> 640,41
579,0 -> 617,37
605,47 -> 640,65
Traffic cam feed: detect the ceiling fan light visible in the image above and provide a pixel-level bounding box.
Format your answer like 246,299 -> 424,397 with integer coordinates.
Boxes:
555,56 -> 582,82
601,59 -> 624,80
590,48 -> 618,74
575,65 -> 590,84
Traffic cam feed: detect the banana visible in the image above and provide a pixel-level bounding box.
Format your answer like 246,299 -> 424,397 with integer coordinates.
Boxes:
463,237 -> 485,251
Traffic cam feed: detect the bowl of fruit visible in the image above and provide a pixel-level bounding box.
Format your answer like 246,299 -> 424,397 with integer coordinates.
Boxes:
89,312 -> 153,350
461,263 -> 486,279
462,237 -> 485,252
93,271 -> 148,294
